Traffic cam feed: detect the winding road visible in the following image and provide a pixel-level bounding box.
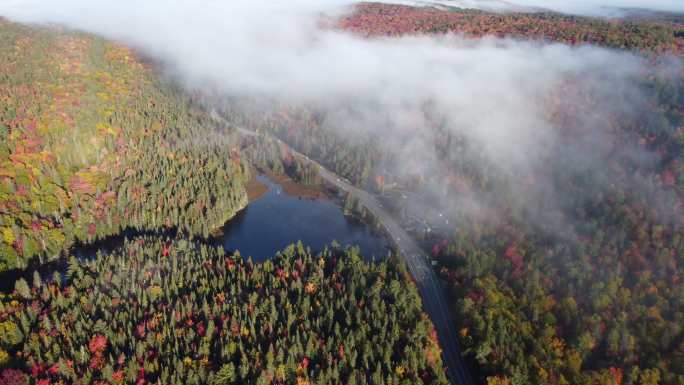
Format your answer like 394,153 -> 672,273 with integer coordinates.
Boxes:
211,110 -> 474,385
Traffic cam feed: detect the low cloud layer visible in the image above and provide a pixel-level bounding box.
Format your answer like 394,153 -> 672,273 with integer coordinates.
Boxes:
0,0 -> 680,231
0,0 -> 650,156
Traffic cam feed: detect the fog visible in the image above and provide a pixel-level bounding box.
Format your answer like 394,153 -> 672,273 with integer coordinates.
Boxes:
0,0 -> 681,232
0,0 -> 649,158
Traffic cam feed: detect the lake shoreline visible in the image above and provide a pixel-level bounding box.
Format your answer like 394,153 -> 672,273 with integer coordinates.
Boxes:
0,172 -> 390,293
245,168 -> 328,202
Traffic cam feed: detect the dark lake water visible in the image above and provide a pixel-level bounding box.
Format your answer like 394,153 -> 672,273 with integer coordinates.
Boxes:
216,175 -> 390,261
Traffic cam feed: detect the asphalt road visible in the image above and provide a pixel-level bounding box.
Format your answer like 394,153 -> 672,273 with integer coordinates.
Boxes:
212,110 -> 473,385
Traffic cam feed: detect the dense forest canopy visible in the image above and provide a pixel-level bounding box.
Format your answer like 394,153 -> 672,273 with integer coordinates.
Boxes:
0,21 -> 249,271
339,2 -> 684,54
0,237 -> 449,385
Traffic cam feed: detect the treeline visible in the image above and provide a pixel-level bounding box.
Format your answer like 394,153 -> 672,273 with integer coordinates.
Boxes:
240,134 -> 321,186
0,236 -> 449,385
339,2 -> 684,54
0,22 -> 248,271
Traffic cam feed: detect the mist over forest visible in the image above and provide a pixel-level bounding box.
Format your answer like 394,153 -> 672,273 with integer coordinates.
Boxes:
2,0 -> 681,227
0,1 -> 683,385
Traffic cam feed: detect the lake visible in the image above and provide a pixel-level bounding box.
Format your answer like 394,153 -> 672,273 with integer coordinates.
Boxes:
0,174 -> 390,291
216,174 -> 390,261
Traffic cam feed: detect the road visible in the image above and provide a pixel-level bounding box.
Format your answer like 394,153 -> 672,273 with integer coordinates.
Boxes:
212,110 -> 474,385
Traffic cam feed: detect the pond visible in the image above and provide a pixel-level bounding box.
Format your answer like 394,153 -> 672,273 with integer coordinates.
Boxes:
215,175 -> 390,262
0,174 -> 390,291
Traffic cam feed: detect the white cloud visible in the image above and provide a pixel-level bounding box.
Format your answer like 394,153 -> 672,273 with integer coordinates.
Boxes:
0,0 -> 655,167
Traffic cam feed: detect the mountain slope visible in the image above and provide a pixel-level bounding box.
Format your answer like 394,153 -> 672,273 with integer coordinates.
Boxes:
0,21 -> 248,271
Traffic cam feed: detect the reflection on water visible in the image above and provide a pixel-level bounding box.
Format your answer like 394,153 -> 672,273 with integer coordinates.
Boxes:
217,175 -> 390,261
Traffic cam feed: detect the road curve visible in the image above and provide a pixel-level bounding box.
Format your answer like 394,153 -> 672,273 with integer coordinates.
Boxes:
212,110 -> 474,385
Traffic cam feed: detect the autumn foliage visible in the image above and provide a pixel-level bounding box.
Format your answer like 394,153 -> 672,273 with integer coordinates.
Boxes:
339,2 -> 684,55
0,21 -> 249,271
0,238 -> 448,385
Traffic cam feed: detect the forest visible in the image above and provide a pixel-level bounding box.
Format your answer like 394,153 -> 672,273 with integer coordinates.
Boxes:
207,4 -> 684,385
0,236 -> 449,385
431,75 -> 684,383
0,18 -> 451,385
338,2 -> 684,54
0,21 -> 249,271
2,2 -> 684,385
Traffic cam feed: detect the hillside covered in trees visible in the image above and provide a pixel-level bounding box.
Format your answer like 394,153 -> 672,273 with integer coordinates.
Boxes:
0,236 -> 449,385
338,2 -> 684,54
0,21 -> 249,271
